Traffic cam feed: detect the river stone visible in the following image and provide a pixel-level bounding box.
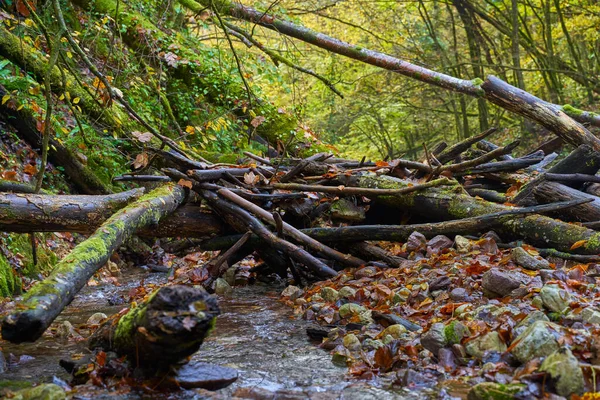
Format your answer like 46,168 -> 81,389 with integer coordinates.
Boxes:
444,321 -> 470,345
454,235 -> 471,253
540,284 -> 571,313
343,333 -> 361,350
381,324 -> 407,339
86,312 -> 108,326
10,383 -> 66,400
405,231 -> 427,252
392,287 -> 411,304
513,310 -> 549,338
539,348 -> 584,397
169,360 -> 238,390
363,338 -> 384,350
223,266 -> 236,286
465,332 -> 507,359
55,321 -> 83,340
581,307 -> 600,324
482,269 -> 530,298
421,323 -> 447,356
449,287 -> 469,302
214,278 -> 233,295
510,320 -> 561,363
354,266 -> 378,279
320,287 -> 340,302
338,286 -> 356,299
281,285 -> 303,300
511,247 -> 551,270
339,303 -> 367,319
426,235 -> 453,256
467,382 -> 526,400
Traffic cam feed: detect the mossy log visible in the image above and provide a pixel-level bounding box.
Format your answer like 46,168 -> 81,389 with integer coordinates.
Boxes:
0,84 -> 113,194
0,192 -> 227,238
88,285 -> 219,367
533,181 -> 600,222
1,184 -> 186,343
348,174 -> 600,254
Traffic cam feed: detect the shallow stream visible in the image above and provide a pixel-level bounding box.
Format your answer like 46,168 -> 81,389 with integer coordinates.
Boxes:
0,269 -> 455,399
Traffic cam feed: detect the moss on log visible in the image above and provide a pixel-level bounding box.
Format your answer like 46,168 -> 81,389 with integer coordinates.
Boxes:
1,184 -> 186,343
0,253 -> 20,298
351,174 -> 600,254
88,285 -> 219,367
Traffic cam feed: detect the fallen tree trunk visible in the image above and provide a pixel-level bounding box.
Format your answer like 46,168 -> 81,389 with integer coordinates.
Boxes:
181,0 -> 600,150
347,174 -> 600,254
1,184 -> 186,343
88,285 -> 219,367
533,180 -> 600,222
0,192 -> 226,238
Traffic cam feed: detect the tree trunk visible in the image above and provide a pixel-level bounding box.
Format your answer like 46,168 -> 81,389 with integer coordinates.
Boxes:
88,285 -> 219,367
348,174 -> 600,254
0,192 -> 227,238
1,184 -> 186,343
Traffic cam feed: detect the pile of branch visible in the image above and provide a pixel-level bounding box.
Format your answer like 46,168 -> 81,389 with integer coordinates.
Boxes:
3,128 -> 600,349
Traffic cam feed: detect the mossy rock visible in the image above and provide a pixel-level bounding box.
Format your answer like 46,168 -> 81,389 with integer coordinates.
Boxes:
467,382 -> 526,400
0,252 -> 20,297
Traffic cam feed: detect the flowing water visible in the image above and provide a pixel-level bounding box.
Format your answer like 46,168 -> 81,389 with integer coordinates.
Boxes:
0,268 -> 453,399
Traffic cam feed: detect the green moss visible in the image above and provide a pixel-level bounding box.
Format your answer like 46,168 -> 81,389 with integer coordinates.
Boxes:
562,104 -> 583,116
472,78 -> 484,86
444,321 -> 461,344
0,252 -> 19,297
468,382 -> 526,400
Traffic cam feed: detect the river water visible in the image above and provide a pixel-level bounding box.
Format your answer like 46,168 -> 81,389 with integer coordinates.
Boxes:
0,269 -> 454,399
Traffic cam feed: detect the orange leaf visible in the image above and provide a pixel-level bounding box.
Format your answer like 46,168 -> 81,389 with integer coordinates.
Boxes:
375,160 -> 389,167
570,240 -> 588,250
2,170 -> 18,181
177,179 -> 193,189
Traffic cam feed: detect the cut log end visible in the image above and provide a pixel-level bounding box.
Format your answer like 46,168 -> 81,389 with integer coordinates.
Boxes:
89,285 -> 220,367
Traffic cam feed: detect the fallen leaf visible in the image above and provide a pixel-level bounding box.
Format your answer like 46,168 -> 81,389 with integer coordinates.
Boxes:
570,240 -> 588,250
132,131 -> 153,143
250,116 -> 265,128
177,179 -> 193,189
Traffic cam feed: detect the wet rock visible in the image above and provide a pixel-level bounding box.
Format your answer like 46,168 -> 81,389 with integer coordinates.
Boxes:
380,324 -> 407,339
540,269 -> 567,283
338,303 -> 367,319
540,284 -> 571,313
354,266 -> 378,279
338,286 -> 356,299
223,266 -> 236,286
421,323 -> 447,356
9,383 -> 66,400
444,321 -> 470,345
509,286 -> 529,298
513,310 -> 549,338
55,321 -> 83,341
320,287 -> 339,302
428,276 -> 451,291
343,333 -> 361,351
465,332 -> 507,359
481,269 -> 528,298
86,312 -> 108,326
449,287 -> 469,302
399,369 -> 436,388
438,348 -> 457,370
582,307 -> 600,324
331,345 -> 352,367
510,320 -> 561,363
426,235 -> 453,256
467,382 -> 525,400
405,231 -> 427,252
540,348 -> 584,397
362,338 -> 384,350
214,278 -> 233,295
281,285 -> 303,300
511,247 -> 551,270
169,360 -> 238,390
454,235 -> 471,253
0,352 -> 5,374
